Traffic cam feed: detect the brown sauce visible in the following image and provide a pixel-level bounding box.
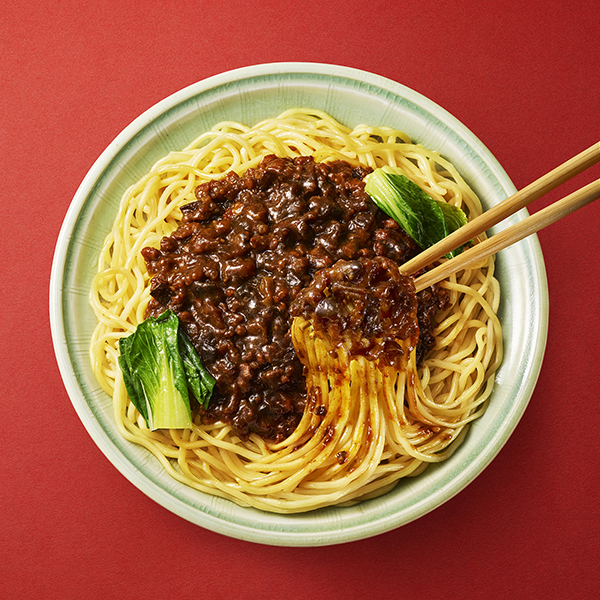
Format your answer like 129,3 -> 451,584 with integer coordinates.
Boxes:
141,155 -> 448,441
289,256 -> 420,368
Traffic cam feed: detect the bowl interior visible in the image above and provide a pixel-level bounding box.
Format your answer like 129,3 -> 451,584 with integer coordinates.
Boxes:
50,63 -> 548,546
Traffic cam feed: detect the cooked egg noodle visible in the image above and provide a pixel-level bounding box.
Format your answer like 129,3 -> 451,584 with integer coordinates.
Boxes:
90,109 -> 502,512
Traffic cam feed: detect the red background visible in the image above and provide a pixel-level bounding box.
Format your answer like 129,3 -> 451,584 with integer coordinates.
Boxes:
2,1 -> 599,598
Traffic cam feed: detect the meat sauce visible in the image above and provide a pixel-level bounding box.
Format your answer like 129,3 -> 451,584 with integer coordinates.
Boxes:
141,155 -> 449,441
289,256 -> 420,369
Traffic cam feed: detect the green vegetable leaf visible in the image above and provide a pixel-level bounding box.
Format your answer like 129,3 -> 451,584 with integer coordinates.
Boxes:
434,200 -> 468,257
118,310 -> 215,430
177,326 -> 215,409
364,167 -> 468,258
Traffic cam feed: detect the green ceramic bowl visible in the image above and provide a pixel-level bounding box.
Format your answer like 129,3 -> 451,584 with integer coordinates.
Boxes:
50,63 -> 548,546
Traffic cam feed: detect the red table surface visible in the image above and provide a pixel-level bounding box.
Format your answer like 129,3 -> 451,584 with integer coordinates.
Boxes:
2,1 -> 599,598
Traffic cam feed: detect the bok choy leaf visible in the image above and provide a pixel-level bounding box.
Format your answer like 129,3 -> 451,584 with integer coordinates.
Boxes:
118,310 -> 215,430
364,166 -> 468,258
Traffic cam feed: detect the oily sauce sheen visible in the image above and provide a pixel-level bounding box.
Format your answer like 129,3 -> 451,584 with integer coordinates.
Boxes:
289,256 -> 420,369
142,155 -> 449,441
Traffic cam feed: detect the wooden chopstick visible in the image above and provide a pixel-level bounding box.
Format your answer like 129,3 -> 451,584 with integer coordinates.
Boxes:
413,177 -> 600,292
401,141 -> 600,277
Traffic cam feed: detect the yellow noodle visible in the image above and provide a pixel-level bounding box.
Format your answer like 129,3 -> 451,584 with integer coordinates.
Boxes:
89,109 -> 503,512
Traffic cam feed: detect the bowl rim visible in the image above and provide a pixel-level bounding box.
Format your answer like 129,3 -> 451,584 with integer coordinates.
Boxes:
49,62 -> 548,546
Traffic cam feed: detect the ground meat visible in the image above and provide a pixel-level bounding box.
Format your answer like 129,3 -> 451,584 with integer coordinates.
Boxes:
289,256 -> 419,369
141,155 -> 448,441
